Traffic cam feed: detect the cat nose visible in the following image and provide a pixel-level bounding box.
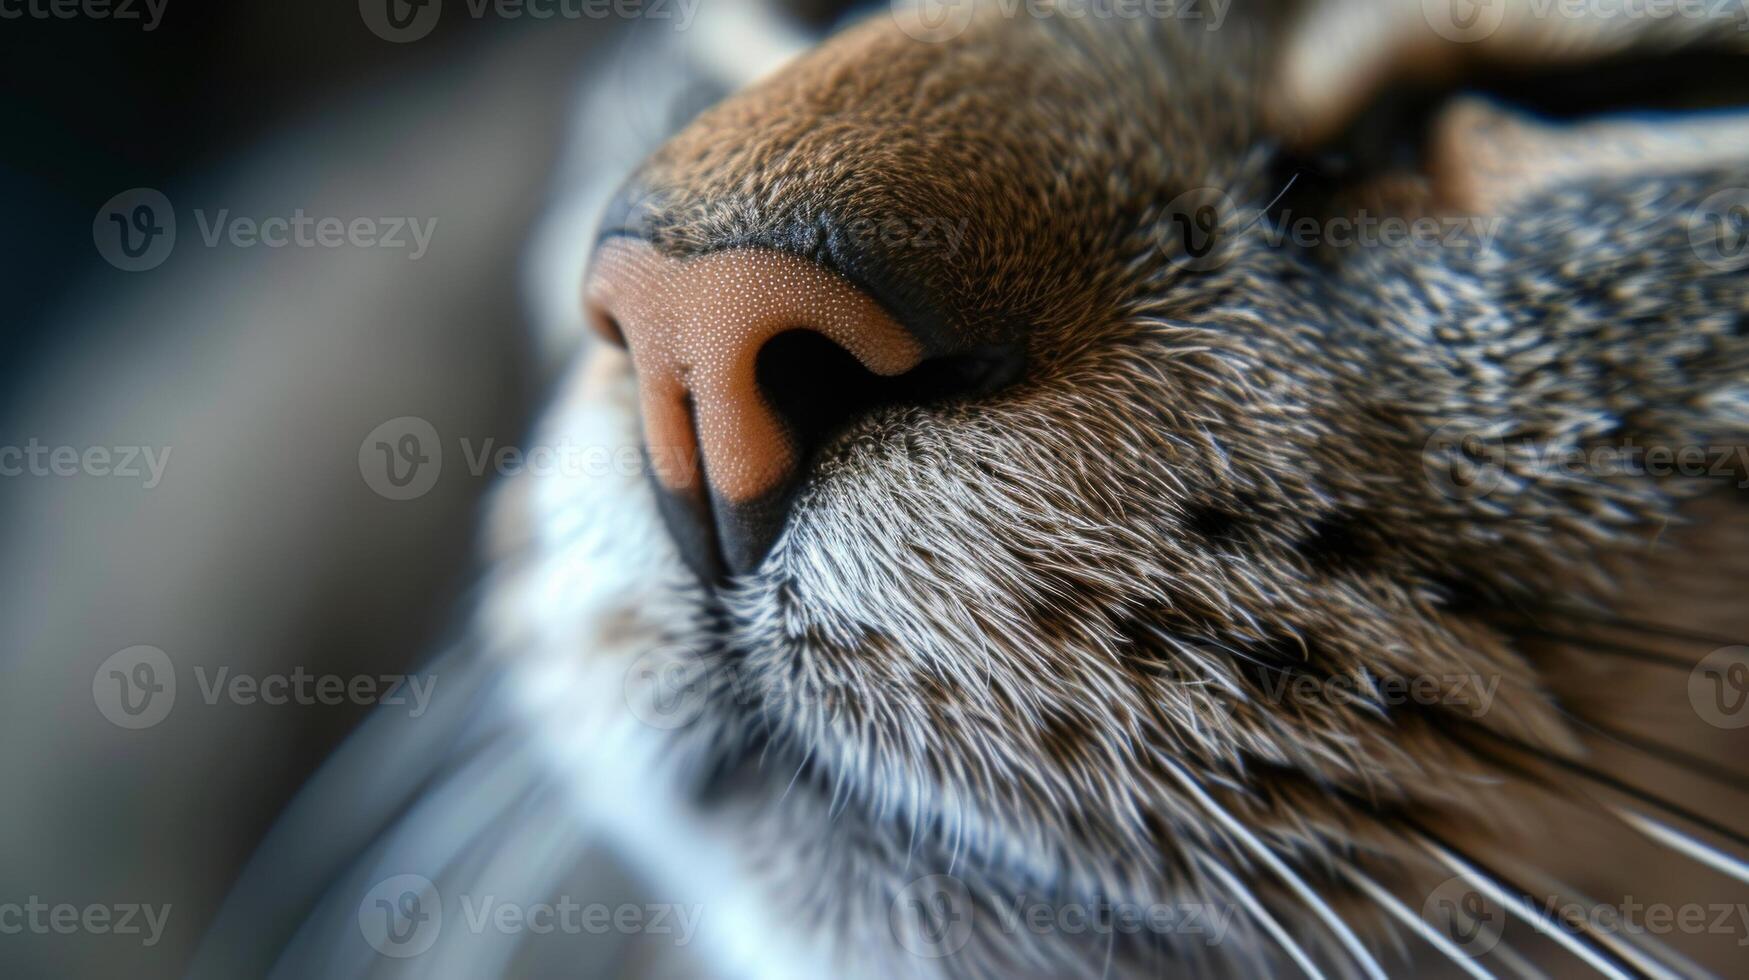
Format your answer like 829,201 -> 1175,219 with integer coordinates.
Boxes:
584,237 -> 926,579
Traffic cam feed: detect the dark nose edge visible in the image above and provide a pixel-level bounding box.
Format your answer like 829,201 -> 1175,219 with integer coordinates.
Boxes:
595,180 -> 963,354
644,444 -> 796,583
714,484 -> 796,580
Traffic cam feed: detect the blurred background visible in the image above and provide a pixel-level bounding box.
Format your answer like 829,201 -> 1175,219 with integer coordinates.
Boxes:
0,1 -> 809,975
10,2 -> 1745,978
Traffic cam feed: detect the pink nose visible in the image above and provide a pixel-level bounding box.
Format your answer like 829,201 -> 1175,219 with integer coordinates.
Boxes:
585,239 -> 924,575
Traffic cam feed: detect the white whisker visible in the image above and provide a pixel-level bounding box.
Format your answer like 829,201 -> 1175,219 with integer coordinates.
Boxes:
1342,867 -> 1494,980
1552,888 -> 1696,980
1612,805 -> 1749,887
1413,832 -> 1632,980
1200,851 -> 1329,980
1160,756 -> 1388,980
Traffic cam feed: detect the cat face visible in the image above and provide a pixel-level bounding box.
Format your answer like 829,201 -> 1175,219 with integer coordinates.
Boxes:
571,3 -> 1749,973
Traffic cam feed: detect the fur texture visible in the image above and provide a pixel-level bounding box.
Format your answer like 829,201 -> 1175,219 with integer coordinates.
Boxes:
504,6 -> 1749,977
210,4 -> 1749,977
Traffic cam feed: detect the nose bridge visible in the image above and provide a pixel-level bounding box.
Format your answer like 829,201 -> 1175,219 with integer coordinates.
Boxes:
586,239 -> 924,560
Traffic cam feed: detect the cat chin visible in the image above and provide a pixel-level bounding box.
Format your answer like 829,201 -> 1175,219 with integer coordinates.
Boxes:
471,351 -> 835,978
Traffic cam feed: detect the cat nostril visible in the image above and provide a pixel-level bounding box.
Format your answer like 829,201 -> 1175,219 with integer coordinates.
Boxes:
585,237 -> 936,580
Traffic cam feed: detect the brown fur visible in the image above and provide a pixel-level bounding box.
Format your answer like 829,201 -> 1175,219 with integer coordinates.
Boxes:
551,4 -> 1749,975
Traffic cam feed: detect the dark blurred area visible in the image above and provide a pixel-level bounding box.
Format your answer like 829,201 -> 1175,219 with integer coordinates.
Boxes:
0,2 -> 618,975
4,0 -> 512,381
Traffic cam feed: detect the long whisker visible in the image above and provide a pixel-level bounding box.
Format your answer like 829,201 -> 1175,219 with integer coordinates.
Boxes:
1341,867 -> 1494,980
1611,806 -> 1749,887
1198,852 -> 1329,980
1158,755 -> 1389,980
1470,729 -> 1749,850
777,743 -> 814,805
1406,826 -> 1640,980
1513,869 -> 1701,980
